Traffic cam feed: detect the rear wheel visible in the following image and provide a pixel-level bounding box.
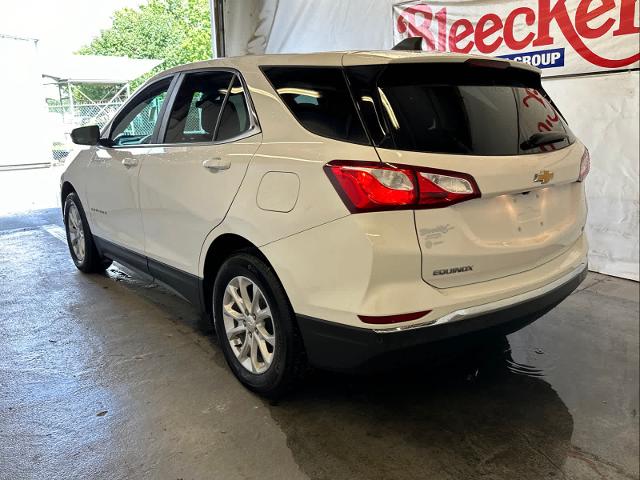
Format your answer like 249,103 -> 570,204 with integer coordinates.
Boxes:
64,193 -> 111,273
213,253 -> 306,397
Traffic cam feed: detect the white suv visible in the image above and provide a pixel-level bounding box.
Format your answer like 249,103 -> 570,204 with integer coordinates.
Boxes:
61,51 -> 589,396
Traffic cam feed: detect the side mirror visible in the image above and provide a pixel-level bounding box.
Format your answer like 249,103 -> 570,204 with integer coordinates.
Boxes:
70,125 -> 101,146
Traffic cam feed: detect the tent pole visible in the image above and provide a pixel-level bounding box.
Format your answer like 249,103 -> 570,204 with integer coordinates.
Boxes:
209,0 -> 225,58
68,81 -> 75,125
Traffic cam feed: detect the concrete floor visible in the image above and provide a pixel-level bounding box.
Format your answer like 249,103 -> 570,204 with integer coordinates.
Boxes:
0,196 -> 639,478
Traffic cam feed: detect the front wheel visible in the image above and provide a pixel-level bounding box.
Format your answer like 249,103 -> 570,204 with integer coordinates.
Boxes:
64,192 -> 110,273
213,253 -> 306,397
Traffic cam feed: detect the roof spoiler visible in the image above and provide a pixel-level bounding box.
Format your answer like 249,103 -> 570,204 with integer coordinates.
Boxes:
464,58 -> 510,69
392,37 -> 422,51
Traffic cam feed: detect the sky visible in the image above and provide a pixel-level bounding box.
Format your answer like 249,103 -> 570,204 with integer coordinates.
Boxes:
0,0 -> 145,56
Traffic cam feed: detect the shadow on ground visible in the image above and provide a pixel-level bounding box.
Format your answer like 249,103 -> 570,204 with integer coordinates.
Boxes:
0,207 -> 62,231
268,338 -> 573,480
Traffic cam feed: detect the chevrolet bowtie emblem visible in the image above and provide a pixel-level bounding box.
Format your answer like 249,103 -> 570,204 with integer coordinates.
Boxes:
533,170 -> 554,184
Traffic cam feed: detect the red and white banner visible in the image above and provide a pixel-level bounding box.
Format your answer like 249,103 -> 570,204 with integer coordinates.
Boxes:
393,0 -> 640,76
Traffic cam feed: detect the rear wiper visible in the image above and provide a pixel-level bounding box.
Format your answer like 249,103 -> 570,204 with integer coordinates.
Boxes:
520,132 -> 569,150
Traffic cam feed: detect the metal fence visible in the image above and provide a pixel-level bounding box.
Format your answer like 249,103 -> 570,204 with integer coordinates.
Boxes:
47,101 -> 125,162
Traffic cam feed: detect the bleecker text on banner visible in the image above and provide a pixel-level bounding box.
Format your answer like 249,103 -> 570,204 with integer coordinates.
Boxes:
393,0 -> 640,76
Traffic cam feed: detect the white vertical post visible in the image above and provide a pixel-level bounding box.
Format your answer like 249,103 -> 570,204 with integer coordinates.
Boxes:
209,0 -> 226,58
67,81 -> 75,126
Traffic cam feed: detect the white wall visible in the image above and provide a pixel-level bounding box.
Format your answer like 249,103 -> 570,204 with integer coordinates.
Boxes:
0,35 -> 50,167
545,71 -> 639,280
223,0 -> 262,56
225,0 -> 639,280
263,0 -> 397,53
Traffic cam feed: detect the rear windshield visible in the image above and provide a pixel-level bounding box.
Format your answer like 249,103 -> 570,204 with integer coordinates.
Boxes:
346,63 -> 575,156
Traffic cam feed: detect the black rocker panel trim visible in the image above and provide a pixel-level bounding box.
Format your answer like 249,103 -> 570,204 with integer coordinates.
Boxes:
94,236 -> 149,274
93,236 -> 205,312
147,257 -> 201,307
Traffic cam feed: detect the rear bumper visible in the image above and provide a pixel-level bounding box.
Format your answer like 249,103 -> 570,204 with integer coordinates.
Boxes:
297,264 -> 587,372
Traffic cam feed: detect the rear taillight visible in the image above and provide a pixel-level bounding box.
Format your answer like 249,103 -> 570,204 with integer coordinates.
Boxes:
416,171 -> 477,206
324,160 -> 480,213
578,148 -> 590,182
324,161 -> 416,210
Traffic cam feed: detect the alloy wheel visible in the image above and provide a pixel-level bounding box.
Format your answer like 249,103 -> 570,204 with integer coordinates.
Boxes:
222,276 -> 276,374
67,203 -> 86,262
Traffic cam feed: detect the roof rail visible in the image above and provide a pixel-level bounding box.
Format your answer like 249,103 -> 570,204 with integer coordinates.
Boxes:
392,37 -> 423,51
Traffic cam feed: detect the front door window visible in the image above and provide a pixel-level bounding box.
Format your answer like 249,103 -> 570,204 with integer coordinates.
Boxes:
109,78 -> 171,146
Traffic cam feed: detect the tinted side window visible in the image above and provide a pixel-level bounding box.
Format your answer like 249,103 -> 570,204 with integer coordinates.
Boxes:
164,71 -> 234,144
261,66 -> 368,145
215,76 -> 251,141
110,78 -> 171,146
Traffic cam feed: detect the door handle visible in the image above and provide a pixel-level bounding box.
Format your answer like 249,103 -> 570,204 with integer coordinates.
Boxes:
202,158 -> 231,171
122,157 -> 138,167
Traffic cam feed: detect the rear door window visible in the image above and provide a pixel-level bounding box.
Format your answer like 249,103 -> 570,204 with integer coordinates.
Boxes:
215,76 -> 251,142
164,71 -> 234,144
346,63 -> 574,156
261,66 -> 369,145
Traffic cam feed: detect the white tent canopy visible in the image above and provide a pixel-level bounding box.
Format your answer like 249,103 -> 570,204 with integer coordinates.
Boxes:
41,55 -> 164,160
41,55 -> 162,84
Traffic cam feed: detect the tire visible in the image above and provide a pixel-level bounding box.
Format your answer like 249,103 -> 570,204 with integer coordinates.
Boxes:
63,192 -> 111,273
213,253 -> 307,397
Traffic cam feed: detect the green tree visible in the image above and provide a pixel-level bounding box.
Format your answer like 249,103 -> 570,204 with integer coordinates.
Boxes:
76,0 -> 211,100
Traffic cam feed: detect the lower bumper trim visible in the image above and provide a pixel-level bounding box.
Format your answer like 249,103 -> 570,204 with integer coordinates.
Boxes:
374,262 -> 588,334
296,265 -> 588,372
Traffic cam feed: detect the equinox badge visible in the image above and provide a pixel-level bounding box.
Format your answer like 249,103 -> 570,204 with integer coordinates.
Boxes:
533,170 -> 554,184
433,266 -> 473,276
